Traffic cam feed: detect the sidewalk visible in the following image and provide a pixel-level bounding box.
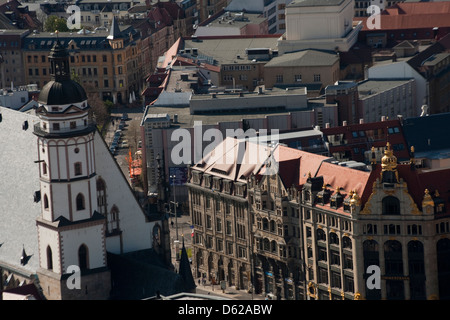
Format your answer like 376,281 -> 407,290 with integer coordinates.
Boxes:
192,277 -> 266,300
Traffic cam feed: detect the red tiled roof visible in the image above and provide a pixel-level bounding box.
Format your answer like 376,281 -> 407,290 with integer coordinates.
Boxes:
355,2 -> 450,31
398,165 -> 450,213
316,161 -> 375,204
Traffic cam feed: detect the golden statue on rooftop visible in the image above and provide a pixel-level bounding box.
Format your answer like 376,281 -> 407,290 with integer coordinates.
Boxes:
381,142 -> 398,172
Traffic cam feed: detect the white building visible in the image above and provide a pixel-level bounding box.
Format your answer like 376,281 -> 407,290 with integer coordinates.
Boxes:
0,41 -> 181,300
368,60 -> 427,111
278,0 -> 362,53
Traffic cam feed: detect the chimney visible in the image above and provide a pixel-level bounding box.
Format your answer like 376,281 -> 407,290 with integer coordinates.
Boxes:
381,116 -> 386,121
359,118 -> 364,124
343,120 -> 347,126
325,123 -> 330,128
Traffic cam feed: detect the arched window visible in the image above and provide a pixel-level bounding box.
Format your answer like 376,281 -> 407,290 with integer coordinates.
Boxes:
78,244 -> 88,270
329,232 -> 339,245
44,194 -> 49,210
382,196 -> 400,215
384,240 -> 404,299
108,205 -> 119,233
317,229 -> 326,242
269,220 -> 276,233
262,218 -> 269,231
46,246 -> 53,270
363,240 -> 380,300
96,178 -> 107,215
76,193 -> 85,211
408,241 -> 425,300
271,240 -> 277,253
342,236 -> 352,249
263,238 -> 270,251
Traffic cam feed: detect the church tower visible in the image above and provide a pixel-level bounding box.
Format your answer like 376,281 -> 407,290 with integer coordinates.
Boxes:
33,37 -> 111,300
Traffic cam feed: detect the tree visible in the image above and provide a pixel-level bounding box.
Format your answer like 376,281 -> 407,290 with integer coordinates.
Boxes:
44,15 -> 69,32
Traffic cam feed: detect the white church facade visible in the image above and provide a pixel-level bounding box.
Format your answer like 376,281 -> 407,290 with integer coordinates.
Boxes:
0,40 -> 180,300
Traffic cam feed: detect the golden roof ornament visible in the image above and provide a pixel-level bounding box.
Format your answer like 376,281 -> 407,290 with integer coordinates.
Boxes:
381,142 -> 398,172
422,189 -> 435,207
435,189 -> 440,197
350,191 -> 361,206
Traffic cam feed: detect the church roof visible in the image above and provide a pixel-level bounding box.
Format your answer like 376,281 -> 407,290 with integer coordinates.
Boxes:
0,106 -> 155,281
0,107 -> 41,275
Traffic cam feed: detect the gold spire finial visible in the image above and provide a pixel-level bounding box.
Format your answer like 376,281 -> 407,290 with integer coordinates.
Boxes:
381,142 -> 397,172
411,146 -> 415,153
435,189 -> 440,197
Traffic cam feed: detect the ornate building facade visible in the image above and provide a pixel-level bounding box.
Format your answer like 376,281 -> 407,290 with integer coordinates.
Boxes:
187,137 -> 450,300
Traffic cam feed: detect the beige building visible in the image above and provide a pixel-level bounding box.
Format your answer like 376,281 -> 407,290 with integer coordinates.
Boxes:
188,137 -> 450,300
22,18 -> 144,104
263,49 -> 340,92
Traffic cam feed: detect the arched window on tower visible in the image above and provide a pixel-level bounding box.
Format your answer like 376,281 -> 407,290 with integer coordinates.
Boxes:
108,205 -> 119,234
96,178 -> 107,215
78,244 -> 88,270
46,245 -> 53,270
76,193 -> 85,211
382,196 -> 400,215
44,194 -> 49,210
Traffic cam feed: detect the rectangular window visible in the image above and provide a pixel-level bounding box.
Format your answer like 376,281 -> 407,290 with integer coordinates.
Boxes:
276,75 -> 283,83
74,162 -> 82,176
226,220 -> 232,235
314,74 -> 321,82
216,218 -> 222,232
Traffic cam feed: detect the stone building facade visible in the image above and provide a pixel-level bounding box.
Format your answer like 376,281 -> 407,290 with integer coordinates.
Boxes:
187,137 -> 450,300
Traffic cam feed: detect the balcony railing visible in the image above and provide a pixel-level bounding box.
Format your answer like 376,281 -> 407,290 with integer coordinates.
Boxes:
33,122 -> 97,138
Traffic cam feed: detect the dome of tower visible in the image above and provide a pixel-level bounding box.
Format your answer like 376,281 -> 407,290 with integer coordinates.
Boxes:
38,79 -> 87,105
37,38 -> 87,106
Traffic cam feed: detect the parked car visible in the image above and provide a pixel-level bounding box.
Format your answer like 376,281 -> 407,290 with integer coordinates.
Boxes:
121,113 -> 128,121
121,140 -> 129,148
